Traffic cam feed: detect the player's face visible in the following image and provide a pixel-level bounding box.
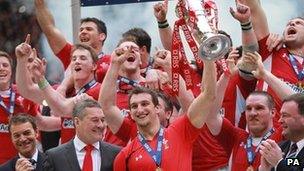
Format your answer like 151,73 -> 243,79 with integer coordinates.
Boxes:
118,41 -> 141,73
75,107 -> 106,144
78,21 -> 104,49
245,94 -> 273,137
71,49 -> 96,81
10,122 -> 38,158
0,57 -> 12,89
283,18 -> 304,47
279,101 -> 304,141
129,93 -> 160,127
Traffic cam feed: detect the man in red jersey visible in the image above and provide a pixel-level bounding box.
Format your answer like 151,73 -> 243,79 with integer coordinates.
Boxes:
238,0 -> 304,129
16,40 -> 101,144
101,41 -> 217,170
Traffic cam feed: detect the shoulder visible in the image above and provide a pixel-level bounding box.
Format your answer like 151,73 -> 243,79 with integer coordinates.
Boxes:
46,141 -> 73,155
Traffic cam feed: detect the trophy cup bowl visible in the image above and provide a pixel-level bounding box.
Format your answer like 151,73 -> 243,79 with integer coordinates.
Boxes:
187,0 -> 231,61
198,32 -> 231,60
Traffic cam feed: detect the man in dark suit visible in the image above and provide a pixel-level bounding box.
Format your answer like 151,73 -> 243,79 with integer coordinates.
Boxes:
0,114 -> 46,171
259,93 -> 304,171
43,99 -> 121,171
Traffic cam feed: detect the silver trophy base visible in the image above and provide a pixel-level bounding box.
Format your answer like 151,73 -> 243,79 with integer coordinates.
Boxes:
198,32 -> 231,60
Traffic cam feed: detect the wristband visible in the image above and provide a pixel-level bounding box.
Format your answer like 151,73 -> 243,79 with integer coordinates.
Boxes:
38,77 -> 50,90
158,19 -> 169,29
240,21 -> 252,31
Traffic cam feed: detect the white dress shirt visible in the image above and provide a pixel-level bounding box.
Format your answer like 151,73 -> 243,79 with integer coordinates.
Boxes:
73,136 -> 101,171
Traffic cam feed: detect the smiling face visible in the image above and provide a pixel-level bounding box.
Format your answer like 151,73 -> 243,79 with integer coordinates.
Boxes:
78,21 -> 105,51
74,107 -> 106,144
129,93 -> 160,128
0,56 -> 12,90
279,100 -> 304,142
283,17 -> 304,48
118,41 -> 141,73
71,48 -> 96,82
245,94 -> 273,137
10,122 -> 38,158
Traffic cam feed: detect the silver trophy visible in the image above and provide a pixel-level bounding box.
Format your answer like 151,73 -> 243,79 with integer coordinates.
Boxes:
186,0 -> 231,60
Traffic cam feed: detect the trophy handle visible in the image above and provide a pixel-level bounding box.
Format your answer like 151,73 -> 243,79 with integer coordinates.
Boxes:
198,32 -> 231,60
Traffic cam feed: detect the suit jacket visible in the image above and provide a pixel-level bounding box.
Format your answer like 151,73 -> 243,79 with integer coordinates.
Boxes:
275,140 -> 304,171
43,140 -> 121,171
0,151 -> 46,171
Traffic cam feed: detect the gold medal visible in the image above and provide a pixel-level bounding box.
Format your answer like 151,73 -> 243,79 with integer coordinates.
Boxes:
246,165 -> 254,171
156,167 -> 162,171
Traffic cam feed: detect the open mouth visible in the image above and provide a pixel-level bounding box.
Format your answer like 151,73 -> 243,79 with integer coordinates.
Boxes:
287,28 -> 297,35
80,37 -> 89,42
74,66 -> 82,72
127,56 -> 135,62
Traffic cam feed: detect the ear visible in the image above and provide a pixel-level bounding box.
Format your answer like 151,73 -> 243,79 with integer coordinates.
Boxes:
99,33 -> 106,44
165,111 -> 172,120
92,63 -> 97,71
74,117 -> 80,127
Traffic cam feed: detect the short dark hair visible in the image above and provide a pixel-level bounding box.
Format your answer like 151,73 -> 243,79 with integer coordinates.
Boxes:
283,93 -> 304,116
71,43 -> 98,64
80,17 -> 107,44
122,28 -> 151,53
8,114 -> 37,133
248,91 -> 275,110
0,50 -> 13,67
156,91 -> 173,113
128,87 -> 159,108
72,99 -> 102,119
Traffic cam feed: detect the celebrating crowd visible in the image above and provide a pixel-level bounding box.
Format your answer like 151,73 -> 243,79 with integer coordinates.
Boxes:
0,0 -> 304,171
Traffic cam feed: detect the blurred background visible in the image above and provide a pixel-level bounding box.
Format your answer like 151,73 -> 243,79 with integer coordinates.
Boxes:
0,0 -> 303,84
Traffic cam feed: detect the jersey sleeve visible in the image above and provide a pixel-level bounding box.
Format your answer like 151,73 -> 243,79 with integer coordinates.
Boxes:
56,43 -> 73,69
215,118 -> 239,156
115,117 -> 137,143
168,115 -> 201,143
258,34 -> 271,61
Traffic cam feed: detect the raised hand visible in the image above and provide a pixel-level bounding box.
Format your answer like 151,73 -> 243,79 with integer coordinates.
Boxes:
111,46 -> 134,66
29,49 -> 47,83
15,34 -> 32,59
153,0 -> 168,22
226,48 -> 240,76
153,49 -> 171,71
244,51 -> 266,79
230,3 -> 251,23
266,33 -> 284,52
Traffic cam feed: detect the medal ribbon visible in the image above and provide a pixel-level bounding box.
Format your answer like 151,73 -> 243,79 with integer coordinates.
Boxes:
76,79 -> 97,95
288,54 -> 304,80
0,87 -> 16,115
138,128 -> 164,167
246,128 -> 274,165
116,76 -> 142,93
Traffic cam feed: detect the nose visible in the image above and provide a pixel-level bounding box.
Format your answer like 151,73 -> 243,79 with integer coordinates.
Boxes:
248,108 -> 258,116
278,115 -> 284,124
289,22 -> 295,26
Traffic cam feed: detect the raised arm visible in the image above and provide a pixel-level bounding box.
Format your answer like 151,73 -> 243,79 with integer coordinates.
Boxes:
206,49 -> 239,135
34,0 -> 68,54
98,48 -> 129,134
230,3 -> 259,53
29,57 -> 76,117
187,60 -> 216,128
15,35 -> 44,104
238,0 -> 269,40
153,0 -> 172,50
